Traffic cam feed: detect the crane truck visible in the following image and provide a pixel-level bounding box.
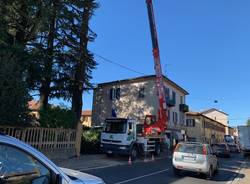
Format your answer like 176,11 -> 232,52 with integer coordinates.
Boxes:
100,0 -> 169,160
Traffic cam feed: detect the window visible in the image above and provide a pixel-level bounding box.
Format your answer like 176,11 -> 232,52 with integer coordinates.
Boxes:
0,144 -> 51,184
109,88 -> 120,100
138,87 -> 145,98
167,110 -> 170,121
172,112 -> 178,124
179,113 -> 185,125
180,96 -> 184,104
164,87 -> 170,98
186,119 -> 195,127
172,91 -> 176,102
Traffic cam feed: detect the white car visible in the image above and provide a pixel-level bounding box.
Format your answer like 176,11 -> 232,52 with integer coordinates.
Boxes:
0,132 -> 105,184
172,142 -> 218,178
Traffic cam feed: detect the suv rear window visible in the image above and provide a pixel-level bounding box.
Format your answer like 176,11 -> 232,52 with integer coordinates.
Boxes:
175,144 -> 203,154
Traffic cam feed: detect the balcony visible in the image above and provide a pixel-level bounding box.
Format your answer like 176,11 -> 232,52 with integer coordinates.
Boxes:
179,104 -> 189,112
166,97 -> 176,107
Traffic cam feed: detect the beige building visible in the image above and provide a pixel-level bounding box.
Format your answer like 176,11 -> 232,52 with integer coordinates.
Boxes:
185,112 -> 226,144
92,75 -> 189,137
201,108 -> 229,135
81,110 -> 92,127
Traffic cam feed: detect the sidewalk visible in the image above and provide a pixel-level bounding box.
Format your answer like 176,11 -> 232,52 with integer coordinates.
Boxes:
231,159 -> 250,184
52,154 -> 127,171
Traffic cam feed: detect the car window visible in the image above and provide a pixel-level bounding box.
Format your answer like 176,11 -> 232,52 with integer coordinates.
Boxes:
175,144 -> 203,154
0,144 -> 51,184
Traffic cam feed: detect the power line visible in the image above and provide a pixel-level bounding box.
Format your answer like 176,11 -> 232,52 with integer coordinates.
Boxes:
94,52 -> 147,75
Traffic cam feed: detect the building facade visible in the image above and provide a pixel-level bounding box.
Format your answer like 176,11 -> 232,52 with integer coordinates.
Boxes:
185,112 -> 226,144
81,110 -> 92,127
201,108 -> 229,135
92,75 -> 189,137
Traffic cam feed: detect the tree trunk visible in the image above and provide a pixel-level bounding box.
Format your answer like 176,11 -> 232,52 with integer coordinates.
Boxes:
39,0 -> 58,109
72,6 -> 91,157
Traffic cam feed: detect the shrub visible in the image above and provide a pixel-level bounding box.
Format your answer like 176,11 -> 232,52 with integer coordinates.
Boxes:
81,127 -> 102,154
39,106 -> 77,129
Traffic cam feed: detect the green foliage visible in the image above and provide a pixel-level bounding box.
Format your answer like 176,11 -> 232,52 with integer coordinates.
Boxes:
0,0 -> 99,126
247,119 -> 250,126
82,127 -> 101,143
81,126 -> 102,154
0,47 -> 31,126
39,106 -> 77,128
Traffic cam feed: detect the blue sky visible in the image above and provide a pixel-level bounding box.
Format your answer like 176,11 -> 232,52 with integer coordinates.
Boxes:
55,0 -> 250,126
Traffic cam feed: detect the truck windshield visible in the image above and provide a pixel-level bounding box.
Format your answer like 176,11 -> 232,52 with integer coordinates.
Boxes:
103,119 -> 127,133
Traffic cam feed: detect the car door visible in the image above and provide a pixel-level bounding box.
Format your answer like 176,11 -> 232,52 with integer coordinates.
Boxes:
0,143 -> 56,184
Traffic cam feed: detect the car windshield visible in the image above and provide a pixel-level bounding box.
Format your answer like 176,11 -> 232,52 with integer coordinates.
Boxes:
103,119 -> 127,133
175,144 -> 203,154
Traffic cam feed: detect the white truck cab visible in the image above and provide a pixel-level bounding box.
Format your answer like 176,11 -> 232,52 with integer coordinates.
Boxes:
100,118 -> 161,160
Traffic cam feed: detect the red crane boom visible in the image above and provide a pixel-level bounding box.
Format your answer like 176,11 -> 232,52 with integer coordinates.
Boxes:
144,0 -> 168,135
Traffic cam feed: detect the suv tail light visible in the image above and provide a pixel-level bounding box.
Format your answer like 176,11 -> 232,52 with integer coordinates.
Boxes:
174,144 -> 180,152
202,145 -> 207,155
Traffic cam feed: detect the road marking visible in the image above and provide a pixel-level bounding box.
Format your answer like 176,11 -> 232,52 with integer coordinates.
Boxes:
113,169 -> 169,184
80,156 -> 170,171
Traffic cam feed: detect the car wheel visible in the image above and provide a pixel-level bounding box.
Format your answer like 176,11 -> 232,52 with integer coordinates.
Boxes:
173,167 -> 180,176
131,146 -> 138,161
214,161 -> 219,174
106,153 -> 114,157
206,166 -> 213,179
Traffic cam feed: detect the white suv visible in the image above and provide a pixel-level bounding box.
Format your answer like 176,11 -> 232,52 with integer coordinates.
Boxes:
172,142 -> 218,178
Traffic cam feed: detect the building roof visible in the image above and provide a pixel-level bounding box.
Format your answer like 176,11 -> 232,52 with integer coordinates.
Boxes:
201,108 -> 228,116
186,111 -> 227,127
81,110 -> 92,116
186,111 -> 200,116
96,75 -> 189,95
28,100 -> 40,111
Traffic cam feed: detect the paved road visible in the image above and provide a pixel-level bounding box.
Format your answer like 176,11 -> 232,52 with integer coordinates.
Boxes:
83,153 -> 248,184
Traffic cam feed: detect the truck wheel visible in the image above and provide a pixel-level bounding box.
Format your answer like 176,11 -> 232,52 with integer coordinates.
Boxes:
131,146 -> 138,161
155,144 -> 161,156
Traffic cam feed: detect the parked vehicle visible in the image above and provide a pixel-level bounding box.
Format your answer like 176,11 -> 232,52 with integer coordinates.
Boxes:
227,143 -> 240,153
172,142 -> 218,179
238,126 -> 250,156
212,143 -> 230,157
101,118 -> 162,160
0,133 -> 105,184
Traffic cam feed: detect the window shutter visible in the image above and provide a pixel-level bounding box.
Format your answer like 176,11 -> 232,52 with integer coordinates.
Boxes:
109,88 -> 113,100
116,88 -> 120,99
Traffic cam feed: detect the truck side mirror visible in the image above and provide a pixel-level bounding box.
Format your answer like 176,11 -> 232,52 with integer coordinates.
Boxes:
128,129 -> 132,135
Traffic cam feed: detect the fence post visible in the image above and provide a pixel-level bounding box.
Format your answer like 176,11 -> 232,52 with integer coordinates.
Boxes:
54,129 -> 58,149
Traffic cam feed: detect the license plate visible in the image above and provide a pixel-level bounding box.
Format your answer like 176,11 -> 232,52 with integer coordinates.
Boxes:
108,150 -> 113,154
184,156 -> 196,161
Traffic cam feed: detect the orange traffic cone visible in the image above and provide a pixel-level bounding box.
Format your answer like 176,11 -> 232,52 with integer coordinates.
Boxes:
128,156 -> 132,165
